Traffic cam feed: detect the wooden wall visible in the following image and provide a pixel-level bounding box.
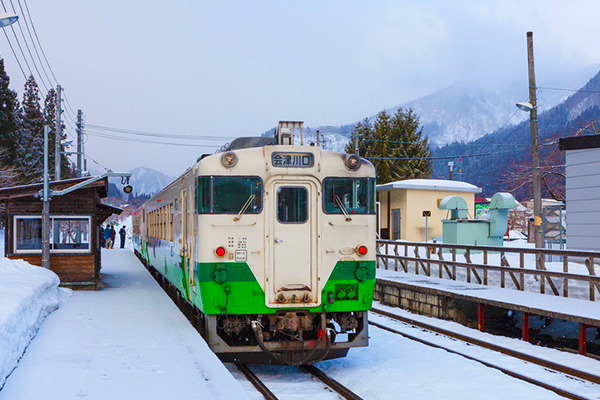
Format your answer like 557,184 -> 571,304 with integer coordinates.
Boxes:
3,186 -> 104,289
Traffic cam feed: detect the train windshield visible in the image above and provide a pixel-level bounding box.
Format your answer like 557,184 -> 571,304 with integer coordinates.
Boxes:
197,176 -> 263,214
323,178 -> 376,215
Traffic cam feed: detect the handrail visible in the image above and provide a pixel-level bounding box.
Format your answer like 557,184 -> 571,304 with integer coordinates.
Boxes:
376,239 -> 600,301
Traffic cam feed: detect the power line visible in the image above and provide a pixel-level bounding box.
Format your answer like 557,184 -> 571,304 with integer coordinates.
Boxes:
8,0 -> 48,91
86,124 -> 236,141
538,86 -> 600,95
85,129 -> 226,148
366,147 -> 523,162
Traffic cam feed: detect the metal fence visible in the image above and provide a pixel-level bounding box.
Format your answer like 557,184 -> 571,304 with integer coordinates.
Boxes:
376,239 -> 600,301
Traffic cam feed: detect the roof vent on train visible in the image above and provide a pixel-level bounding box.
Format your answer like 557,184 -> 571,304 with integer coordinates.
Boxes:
276,120 -> 304,146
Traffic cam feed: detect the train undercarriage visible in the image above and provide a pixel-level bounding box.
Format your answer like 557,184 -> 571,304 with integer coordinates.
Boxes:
136,250 -> 369,365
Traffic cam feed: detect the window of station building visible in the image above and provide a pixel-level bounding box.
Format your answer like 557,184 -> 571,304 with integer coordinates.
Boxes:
197,176 -> 262,214
14,216 -> 91,253
277,187 -> 308,223
323,178 -> 376,215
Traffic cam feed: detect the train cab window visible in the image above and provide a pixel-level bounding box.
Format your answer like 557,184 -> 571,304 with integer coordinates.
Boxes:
197,176 -> 262,214
277,187 -> 308,223
323,178 -> 376,215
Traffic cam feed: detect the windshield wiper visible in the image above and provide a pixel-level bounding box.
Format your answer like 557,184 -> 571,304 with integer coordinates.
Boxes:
334,195 -> 352,221
234,194 -> 256,221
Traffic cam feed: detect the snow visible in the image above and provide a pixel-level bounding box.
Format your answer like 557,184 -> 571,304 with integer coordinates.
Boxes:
2,229 -> 599,399
0,246 -> 71,389
0,247 -> 247,399
377,179 -> 482,193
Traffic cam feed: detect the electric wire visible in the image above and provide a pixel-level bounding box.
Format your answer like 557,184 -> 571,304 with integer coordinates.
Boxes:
84,129 -> 226,148
15,0 -> 51,88
0,0 -> 32,78
8,0 -> 48,92
538,86 -> 600,95
86,124 -> 236,141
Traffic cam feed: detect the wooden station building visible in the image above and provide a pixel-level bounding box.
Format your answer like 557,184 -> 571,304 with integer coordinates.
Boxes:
0,177 -> 122,289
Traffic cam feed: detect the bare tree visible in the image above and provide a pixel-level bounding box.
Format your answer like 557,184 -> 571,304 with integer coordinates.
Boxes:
502,118 -> 600,202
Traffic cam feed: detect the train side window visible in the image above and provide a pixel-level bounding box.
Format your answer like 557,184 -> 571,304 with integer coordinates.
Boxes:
277,187 -> 308,223
323,178 -> 373,215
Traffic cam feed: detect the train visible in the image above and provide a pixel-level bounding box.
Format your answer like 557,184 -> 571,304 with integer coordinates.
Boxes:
132,121 -> 376,365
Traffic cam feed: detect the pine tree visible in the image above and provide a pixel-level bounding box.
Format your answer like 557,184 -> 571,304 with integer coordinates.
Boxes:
347,108 -> 432,183
17,75 -> 44,183
0,58 -> 22,169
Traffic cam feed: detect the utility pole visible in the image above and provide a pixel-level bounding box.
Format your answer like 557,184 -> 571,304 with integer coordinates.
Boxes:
54,84 -> 62,181
354,132 -> 359,156
76,109 -> 83,177
42,126 -> 50,269
448,161 -> 454,180
527,31 -> 543,249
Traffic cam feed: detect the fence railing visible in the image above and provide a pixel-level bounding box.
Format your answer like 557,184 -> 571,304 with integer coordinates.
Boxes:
376,239 -> 600,302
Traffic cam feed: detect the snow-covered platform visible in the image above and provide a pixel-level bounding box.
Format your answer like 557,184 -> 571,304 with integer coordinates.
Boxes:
376,269 -> 600,327
0,249 -> 247,399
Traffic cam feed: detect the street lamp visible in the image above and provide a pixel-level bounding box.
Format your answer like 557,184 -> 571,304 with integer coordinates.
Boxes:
0,13 -> 18,27
516,31 -> 543,249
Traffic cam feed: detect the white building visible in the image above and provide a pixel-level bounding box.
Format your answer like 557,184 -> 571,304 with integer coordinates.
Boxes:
559,134 -> 600,251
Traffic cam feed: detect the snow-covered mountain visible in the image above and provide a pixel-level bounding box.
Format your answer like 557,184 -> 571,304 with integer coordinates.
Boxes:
127,167 -> 175,196
299,65 -> 600,152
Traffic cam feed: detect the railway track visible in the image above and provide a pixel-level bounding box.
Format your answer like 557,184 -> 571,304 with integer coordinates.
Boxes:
235,363 -> 364,400
371,307 -> 600,400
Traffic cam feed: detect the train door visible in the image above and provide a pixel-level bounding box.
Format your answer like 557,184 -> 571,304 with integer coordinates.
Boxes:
267,179 -> 319,307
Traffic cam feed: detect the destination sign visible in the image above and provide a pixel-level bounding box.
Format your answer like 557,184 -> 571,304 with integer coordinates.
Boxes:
271,152 -> 314,168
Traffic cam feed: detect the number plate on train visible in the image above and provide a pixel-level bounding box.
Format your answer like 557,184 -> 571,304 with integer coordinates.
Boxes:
271,152 -> 314,168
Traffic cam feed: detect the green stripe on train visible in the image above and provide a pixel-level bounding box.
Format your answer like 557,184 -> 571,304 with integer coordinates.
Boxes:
190,260 -> 375,315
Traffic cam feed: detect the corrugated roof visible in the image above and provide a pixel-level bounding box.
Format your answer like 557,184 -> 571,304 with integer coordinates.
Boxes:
376,179 -> 482,193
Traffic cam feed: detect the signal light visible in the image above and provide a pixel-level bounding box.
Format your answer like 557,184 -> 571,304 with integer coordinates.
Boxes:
215,246 -> 226,257
123,185 -> 133,194
356,245 -> 368,256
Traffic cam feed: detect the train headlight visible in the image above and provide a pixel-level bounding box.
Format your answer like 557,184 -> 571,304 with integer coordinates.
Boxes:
221,151 -> 238,168
345,154 -> 361,170
356,245 -> 368,256
215,246 -> 227,257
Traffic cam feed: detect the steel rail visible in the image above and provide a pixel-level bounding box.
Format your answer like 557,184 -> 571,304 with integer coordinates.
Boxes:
371,307 -> 600,384
300,364 -> 364,400
235,363 -> 279,400
370,310 -> 597,400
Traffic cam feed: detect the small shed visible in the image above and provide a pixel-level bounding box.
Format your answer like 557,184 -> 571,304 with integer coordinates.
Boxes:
559,134 -> 600,251
377,179 -> 482,241
0,177 -> 122,289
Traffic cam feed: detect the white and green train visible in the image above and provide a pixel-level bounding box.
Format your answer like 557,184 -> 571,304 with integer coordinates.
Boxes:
132,121 -> 376,364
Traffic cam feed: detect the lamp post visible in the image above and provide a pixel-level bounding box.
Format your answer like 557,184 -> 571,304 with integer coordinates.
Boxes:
0,13 -> 18,27
516,31 -> 543,249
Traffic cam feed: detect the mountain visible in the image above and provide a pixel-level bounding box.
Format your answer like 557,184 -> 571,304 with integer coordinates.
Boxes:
431,69 -> 600,197
127,167 -> 175,196
279,65 -> 600,152
107,167 -> 175,197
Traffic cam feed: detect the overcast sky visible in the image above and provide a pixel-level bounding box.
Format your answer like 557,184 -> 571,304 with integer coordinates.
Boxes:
2,0 -> 600,177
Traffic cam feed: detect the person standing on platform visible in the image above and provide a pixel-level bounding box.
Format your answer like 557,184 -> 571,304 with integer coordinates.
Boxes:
110,225 -> 116,249
104,224 -> 112,249
119,226 -> 126,249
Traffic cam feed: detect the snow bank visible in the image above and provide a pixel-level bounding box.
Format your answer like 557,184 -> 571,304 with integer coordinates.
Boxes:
0,257 -> 71,389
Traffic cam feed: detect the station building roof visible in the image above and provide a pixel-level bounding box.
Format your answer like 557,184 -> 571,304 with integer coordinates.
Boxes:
376,179 -> 482,193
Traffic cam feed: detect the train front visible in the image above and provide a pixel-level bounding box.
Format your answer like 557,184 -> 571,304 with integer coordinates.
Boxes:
195,126 -> 376,365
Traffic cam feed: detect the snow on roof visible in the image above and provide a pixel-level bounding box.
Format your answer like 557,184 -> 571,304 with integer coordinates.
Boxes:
377,179 -> 482,193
